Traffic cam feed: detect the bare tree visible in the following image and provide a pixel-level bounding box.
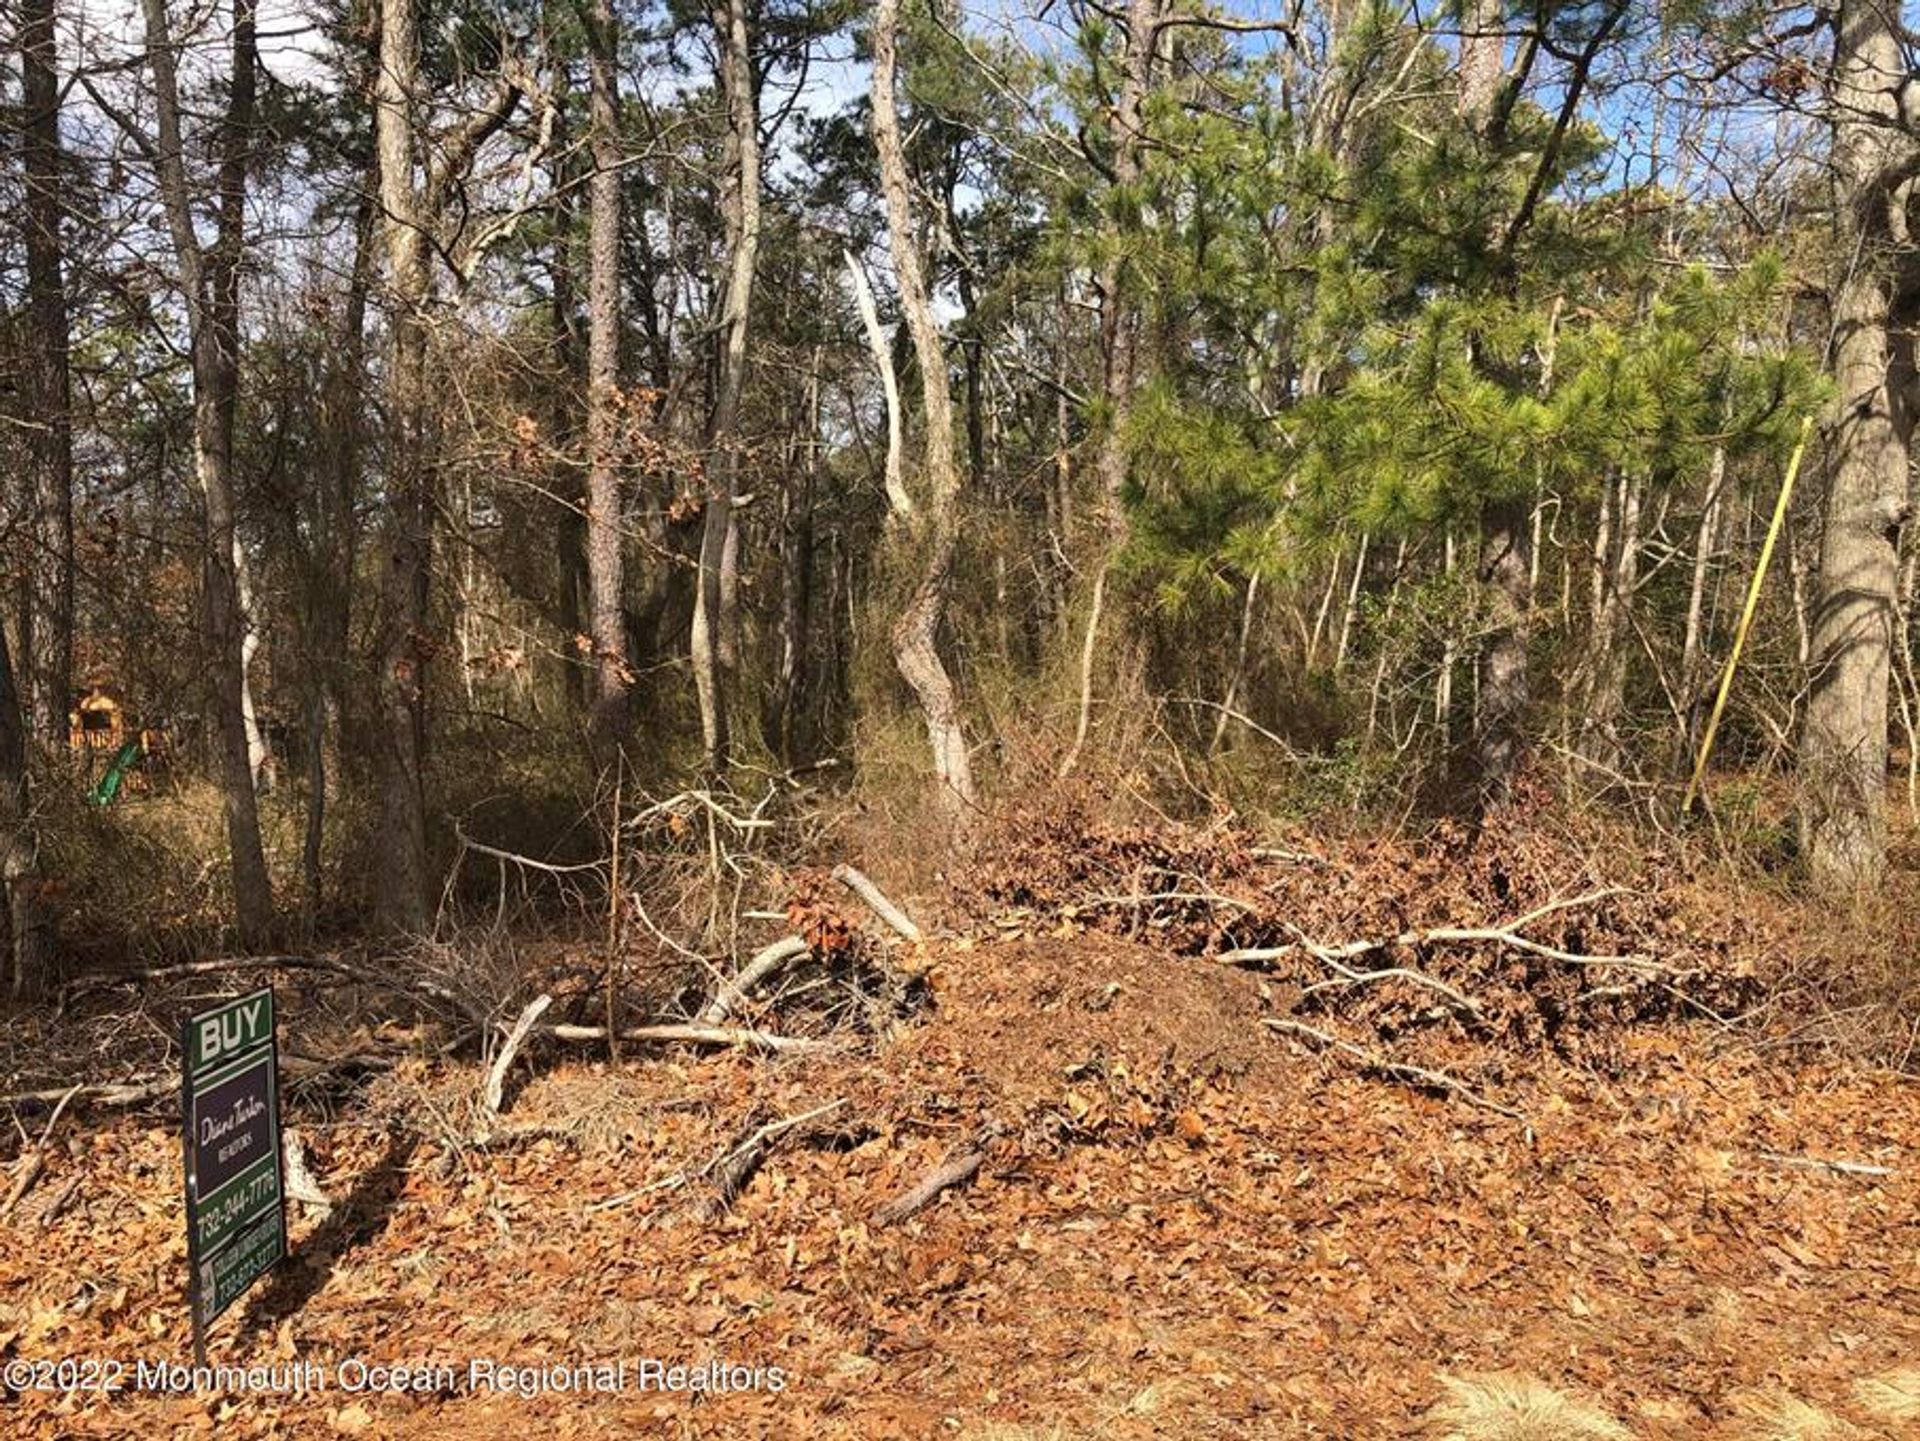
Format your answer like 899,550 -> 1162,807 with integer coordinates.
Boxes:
17,0 -> 73,744
300,190 -> 376,922
373,0 -> 438,934
371,0 -> 526,930
139,0 -> 275,941
692,0 -> 762,773
871,0 -> 976,815
583,0 -> 629,749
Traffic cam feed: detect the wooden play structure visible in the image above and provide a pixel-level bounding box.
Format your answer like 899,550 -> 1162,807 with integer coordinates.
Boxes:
68,685 -> 168,803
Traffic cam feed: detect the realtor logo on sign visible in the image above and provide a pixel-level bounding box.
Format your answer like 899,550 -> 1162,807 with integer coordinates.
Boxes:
181,986 -> 286,1363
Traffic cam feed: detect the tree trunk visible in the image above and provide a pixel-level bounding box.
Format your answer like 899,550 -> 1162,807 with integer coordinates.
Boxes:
18,0 -> 73,745
142,0 -> 276,943
373,0 -> 434,932
1474,497 -> 1532,801
303,189 -> 376,922
1459,0 -> 1533,806
1678,439 -> 1729,765
1582,471 -> 1642,774
1061,0 -> 1160,777
693,0 -> 761,774
773,347 -> 821,763
1802,0 -> 1916,892
584,0 -> 629,749
871,0 -> 976,815
0,623 -> 45,995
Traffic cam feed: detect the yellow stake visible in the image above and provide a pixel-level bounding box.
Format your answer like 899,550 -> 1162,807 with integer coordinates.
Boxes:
1682,414 -> 1815,815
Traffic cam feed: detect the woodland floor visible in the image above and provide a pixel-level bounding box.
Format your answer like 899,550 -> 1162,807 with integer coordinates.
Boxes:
2,815 -> 1918,1439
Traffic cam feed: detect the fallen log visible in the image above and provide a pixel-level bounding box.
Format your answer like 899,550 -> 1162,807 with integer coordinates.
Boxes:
57,953 -> 356,1014
282,1128 -> 334,1217
37,1174 -> 81,1229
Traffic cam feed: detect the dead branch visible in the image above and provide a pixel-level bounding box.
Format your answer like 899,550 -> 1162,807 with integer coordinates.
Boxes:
1263,1018 -> 1525,1122
832,864 -> 923,942
57,953 -> 355,1013
0,1077 -> 172,1110
1299,966 -> 1484,1016
1755,1149 -> 1895,1179
875,1128 -> 995,1224
476,993 -> 552,1141
702,1098 -> 847,1219
699,936 -> 810,1025
453,823 -> 607,876
37,1175 -> 80,1229
2,1050 -> 391,1119
543,1021 -> 834,1055
1085,890 -> 1258,912
1215,893 -> 1665,979
2,1083 -> 81,1220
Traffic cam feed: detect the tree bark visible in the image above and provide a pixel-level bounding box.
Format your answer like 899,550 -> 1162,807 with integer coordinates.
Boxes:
1802,0 -> 1917,892
1473,496 -> 1533,801
18,0 -> 73,745
141,0 -> 275,942
693,0 -> 761,774
773,347 -> 821,763
303,189 -> 376,921
372,0 -> 434,932
1458,0 -> 1534,806
0,623 -> 45,995
584,0 -> 630,749
871,0 -> 976,815
1581,471 -> 1642,774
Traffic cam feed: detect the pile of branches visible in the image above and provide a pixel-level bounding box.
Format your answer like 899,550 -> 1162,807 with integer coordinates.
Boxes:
966,802 -> 1766,1093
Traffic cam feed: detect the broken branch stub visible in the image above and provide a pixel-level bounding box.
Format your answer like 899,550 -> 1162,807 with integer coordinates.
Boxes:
832,864 -> 922,942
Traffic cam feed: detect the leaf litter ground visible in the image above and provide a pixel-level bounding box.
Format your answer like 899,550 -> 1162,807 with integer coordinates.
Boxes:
2,812 -> 1917,1438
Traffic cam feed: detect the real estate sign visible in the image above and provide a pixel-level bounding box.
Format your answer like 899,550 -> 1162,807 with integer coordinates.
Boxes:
181,987 -> 286,1358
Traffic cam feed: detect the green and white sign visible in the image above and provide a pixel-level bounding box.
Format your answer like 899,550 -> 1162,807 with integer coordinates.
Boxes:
181,987 -> 286,1356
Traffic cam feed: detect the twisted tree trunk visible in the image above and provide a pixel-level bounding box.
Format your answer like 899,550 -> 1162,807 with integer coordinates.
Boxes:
871,0 -> 975,815
693,0 -> 761,774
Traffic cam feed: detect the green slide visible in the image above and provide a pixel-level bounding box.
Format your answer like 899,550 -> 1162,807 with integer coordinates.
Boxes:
87,738 -> 145,807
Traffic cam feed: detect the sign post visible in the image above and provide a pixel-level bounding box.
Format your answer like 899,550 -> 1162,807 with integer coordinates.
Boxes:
181,986 -> 286,1365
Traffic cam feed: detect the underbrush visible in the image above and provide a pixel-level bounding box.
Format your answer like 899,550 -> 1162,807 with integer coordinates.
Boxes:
956,778 -> 1919,1082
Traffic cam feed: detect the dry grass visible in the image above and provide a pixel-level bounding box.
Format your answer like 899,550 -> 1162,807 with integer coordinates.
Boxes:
1854,1365 -> 1920,1423
1727,1391 -> 1868,1440
1427,1373 -> 1635,1441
